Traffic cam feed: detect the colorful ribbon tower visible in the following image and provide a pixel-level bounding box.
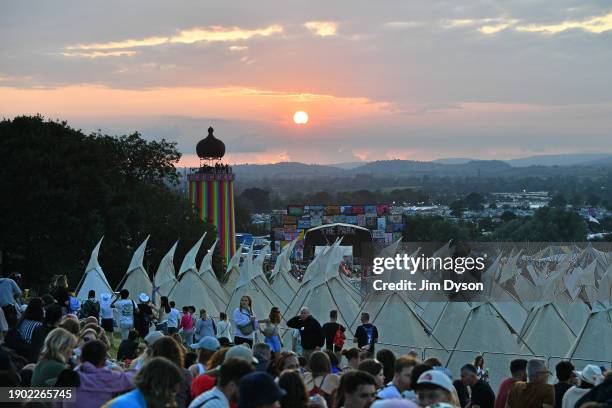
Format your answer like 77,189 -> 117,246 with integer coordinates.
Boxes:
188,171 -> 236,264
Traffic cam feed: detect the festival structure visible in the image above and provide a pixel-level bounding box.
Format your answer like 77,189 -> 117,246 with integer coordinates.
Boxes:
188,127 -> 236,264
76,236 -> 112,300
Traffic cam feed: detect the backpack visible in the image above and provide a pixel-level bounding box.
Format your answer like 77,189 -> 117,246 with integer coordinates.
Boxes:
69,296 -> 80,313
333,326 -> 346,349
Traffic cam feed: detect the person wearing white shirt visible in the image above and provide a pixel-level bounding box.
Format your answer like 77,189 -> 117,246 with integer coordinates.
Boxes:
232,296 -> 258,347
216,312 -> 232,340
167,301 -> 180,335
562,365 -> 604,408
188,358 -> 254,408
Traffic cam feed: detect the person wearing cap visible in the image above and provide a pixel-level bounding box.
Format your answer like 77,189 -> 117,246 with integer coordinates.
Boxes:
460,363 -> 495,408
561,364 -> 604,408
413,369 -> 459,407
506,358 -> 554,408
189,336 -> 221,378
134,293 -> 156,339
188,358 -> 254,408
237,372 -> 286,408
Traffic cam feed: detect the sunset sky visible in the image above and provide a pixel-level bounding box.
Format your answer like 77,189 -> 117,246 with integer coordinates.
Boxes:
2,1 -> 612,165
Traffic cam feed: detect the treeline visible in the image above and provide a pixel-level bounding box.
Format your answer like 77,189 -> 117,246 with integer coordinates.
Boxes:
0,116 -> 219,291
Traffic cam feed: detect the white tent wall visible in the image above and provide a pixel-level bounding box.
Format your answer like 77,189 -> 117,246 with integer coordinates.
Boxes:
76,236 -> 113,300
178,233 -> 206,278
198,239 -> 230,311
116,236 -> 153,301
168,270 -> 221,317
519,303 -> 577,358
222,244 -> 243,293
566,308 -> 612,368
154,241 -> 179,299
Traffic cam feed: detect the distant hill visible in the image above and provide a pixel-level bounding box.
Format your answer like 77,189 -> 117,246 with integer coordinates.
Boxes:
505,153 -> 612,167
328,161 -> 369,169
432,157 -> 474,165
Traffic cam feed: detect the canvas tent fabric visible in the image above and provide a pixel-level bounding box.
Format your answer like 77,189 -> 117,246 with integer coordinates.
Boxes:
168,269 -> 221,317
222,244 -> 243,293
116,236 -> 153,301
197,239 -> 230,311
76,236 -> 113,300
566,307 -> 612,367
270,239 -> 300,306
178,233 -> 206,278
154,241 -> 179,299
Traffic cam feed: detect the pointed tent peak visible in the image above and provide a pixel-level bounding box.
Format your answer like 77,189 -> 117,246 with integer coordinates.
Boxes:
127,235 -> 150,273
380,238 -> 402,258
199,238 -> 219,275
85,236 -> 104,273
271,239 -> 296,280
235,245 -> 254,289
226,244 -> 244,275
155,240 -> 178,284
178,233 -> 207,277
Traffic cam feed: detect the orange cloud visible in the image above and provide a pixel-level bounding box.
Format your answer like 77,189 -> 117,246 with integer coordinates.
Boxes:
304,21 -> 338,36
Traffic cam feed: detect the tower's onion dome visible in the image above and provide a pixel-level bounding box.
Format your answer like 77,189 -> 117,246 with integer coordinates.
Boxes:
196,126 -> 225,159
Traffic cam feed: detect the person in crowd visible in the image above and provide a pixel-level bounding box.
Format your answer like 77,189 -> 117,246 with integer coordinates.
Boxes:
81,322 -> 110,349
191,347 -> 233,399
321,310 -> 345,358
377,356 -> 417,400
253,342 -> 272,372
454,378 -> 469,408
574,371 -> 612,407
0,271 -> 22,328
333,370 -> 378,408
494,359 -> 527,408
180,306 -> 196,346
79,290 -> 100,319
358,359 -> 386,389
237,372 -> 286,408
189,336 -> 221,378
31,327 -> 77,386
292,327 -> 303,356
168,301 -> 180,335
259,307 -> 282,354
156,296 -> 171,334
134,293 -> 156,339
506,358 -> 554,408
216,312 -> 232,340
460,363 -> 495,408
188,357 -> 254,408
68,339 -> 134,407
112,289 -> 137,340
278,369 -> 310,408
341,347 -> 361,372
117,329 -> 140,362
59,315 -> 81,336
273,351 -> 300,376
151,335 -> 193,408
104,356 -> 183,408
233,296 -> 258,347
9,297 -> 44,362
354,312 -> 378,357
303,351 -> 340,404
324,349 -> 341,374
376,349 -> 397,385
474,355 -> 489,383
195,309 -> 217,341
99,293 -> 115,347
413,369 -> 458,407
287,307 -> 324,359
29,302 -> 62,362
561,364 -> 604,408
554,361 -> 576,408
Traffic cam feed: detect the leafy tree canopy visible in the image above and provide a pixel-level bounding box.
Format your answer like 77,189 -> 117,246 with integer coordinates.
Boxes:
0,116 -> 218,291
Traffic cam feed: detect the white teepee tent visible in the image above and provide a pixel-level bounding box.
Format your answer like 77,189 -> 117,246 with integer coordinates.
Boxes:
76,236 -> 113,300
270,238 -> 300,306
154,240 -> 179,299
116,235 -> 153,301
197,239 -> 230,312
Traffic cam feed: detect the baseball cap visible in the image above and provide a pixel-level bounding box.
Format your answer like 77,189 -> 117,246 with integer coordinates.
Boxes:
144,331 -> 164,346
139,293 -> 150,302
224,345 -> 259,364
414,370 -> 454,394
191,336 -> 221,351
576,364 -> 604,386
238,372 -> 286,408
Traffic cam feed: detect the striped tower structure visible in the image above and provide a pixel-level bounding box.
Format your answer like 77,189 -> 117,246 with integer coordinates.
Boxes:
188,127 -> 236,264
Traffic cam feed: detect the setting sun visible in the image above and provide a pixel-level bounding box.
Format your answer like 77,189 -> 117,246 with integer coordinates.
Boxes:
293,110 -> 309,125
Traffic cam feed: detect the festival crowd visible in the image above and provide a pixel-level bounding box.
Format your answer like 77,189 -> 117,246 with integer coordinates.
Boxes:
0,273 -> 610,408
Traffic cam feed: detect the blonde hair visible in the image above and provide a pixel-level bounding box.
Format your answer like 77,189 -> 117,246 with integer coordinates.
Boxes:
40,327 -> 77,363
